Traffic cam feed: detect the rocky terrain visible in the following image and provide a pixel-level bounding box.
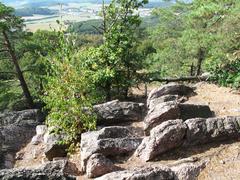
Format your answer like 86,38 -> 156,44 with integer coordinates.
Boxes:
0,82 -> 240,179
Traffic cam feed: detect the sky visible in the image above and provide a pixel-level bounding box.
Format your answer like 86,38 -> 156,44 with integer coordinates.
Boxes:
1,0 -> 170,8
1,0 -> 166,4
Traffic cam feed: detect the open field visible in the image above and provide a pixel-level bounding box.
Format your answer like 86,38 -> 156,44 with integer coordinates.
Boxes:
21,2 -> 151,32
23,2 -> 102,32
24,14 -> 101,32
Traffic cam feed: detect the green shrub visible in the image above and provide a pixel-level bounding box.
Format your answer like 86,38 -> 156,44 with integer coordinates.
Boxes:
42,31 -> 97,147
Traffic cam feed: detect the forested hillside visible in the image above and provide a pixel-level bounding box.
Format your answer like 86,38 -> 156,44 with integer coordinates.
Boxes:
0,0 -> 240,147
15,7 -> 56,16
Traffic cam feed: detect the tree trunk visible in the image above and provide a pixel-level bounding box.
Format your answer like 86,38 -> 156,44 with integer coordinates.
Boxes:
2,30 -> 35,108
195,48 -> 205,76
190,63 -> 194,76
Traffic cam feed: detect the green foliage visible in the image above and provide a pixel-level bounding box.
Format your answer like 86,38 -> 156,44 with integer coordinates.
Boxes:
148,0 -> 240,88
67,16 -> 158,35
18,30 -> 62,98
42,30 -> 97,146
68,19 -> 103,35
79,0 -> 149,100
212,60 -> 240,88
148,2 -> 190,76
0,80 -> 28,111
0,3 -> 24,31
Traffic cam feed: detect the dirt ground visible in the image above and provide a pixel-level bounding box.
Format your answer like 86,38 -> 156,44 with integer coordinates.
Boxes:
14,82 -> 240,179
188,82 -> 240,117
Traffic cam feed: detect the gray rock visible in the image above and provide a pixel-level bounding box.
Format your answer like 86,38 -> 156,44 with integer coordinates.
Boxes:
0,110 -> 41,169
144,101 -> 180,135
147,95 -> 183,110
136,120 -> 187,162
36,125 -> 48,135
147,83 -> 194,103
144,102 -> 213,134
2,154 -> 14,169
44,132 -> 68,161
93,100 -> 145,125
86,153 -> 121,178
31,134 -> 43,145
31,125 -> 48,145
172,161 -> 206,180
80,126 -> 142,172
200,72 -> 211,79
185,116 -> 240,146
0,160 -> 75,180
179,104 -> 213,120
95,165 -> 175,180
0,109 -> 43,126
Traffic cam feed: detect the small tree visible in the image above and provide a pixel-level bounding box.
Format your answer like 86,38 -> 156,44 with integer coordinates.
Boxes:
82,0 -> 148,100
42,29 -> 97,147
0,3 -> 34,108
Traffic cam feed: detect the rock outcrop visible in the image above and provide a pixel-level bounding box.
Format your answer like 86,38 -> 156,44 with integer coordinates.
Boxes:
147,83 -> 194,105
144,102 -> 213,135
147,94 -> 184,110
0,109 -> 42,169
185,116 -> 240,146
0,109 -> 43,126
172,161 -> 206,180
80,126 -> 142,172
86,153 -> 121,178
136,116 -> 240,162
0,160 -> 75,180
95,160 -> 206,180
93,100 -> 145,125
144,101 -> 180,134
135,120 -> 187,161
95,165 -> 175,180
1,83 -> 239,179
43,131 -> 68,161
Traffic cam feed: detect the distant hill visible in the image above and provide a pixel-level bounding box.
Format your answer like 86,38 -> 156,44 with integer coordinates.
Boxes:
15,7 -> 57,16
67,15 -> 159,34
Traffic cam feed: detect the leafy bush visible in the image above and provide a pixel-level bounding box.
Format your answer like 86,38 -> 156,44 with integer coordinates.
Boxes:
211,60 -> 240,89
42,31 -> 97,146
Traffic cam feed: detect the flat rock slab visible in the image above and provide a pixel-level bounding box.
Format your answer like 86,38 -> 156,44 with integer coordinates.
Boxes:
147,94 -> 183,110
144,101 -> 180,135
95,165 -> 175,180
147,83 -> 194,104
94,161 -> 205,180
0,109 -> 43,126
185,116 -> 240,146
93,100 -> 145,125
0,160 -> 75,180
80,126 -> 142,172
144,102 -> 213,134
136,120 -> 187,161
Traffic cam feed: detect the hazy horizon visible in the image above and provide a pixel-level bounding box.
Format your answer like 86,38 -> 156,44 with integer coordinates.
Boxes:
0,0 -> 177,10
